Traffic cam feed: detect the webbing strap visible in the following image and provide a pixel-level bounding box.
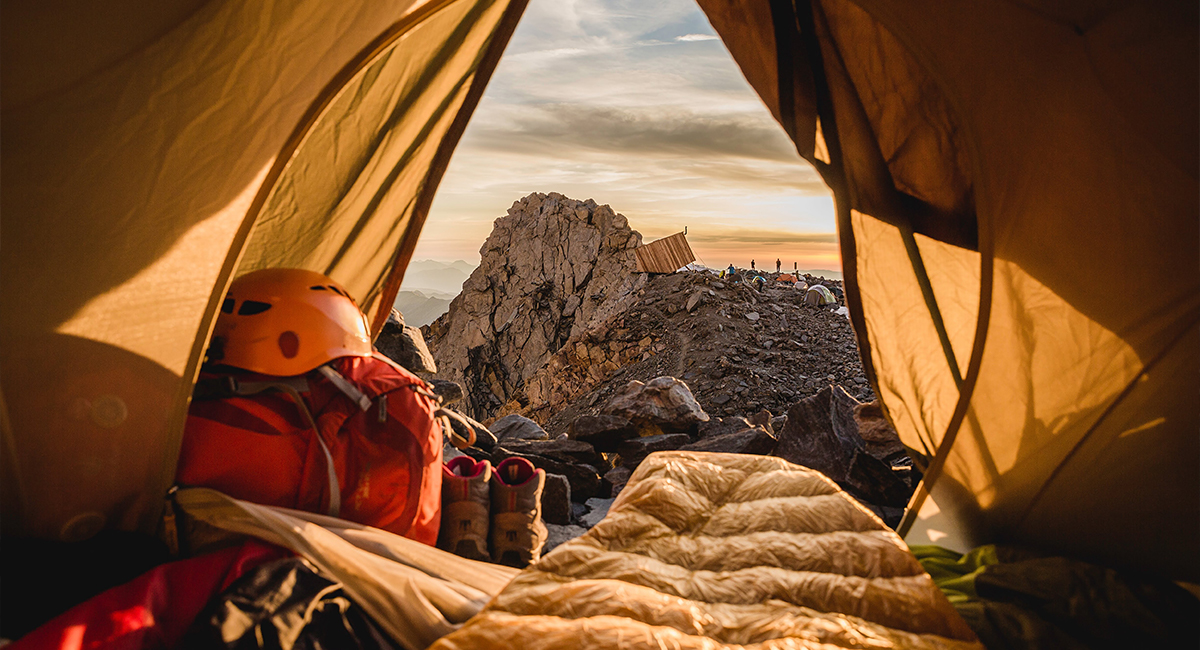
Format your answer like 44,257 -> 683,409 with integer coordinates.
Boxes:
222,377 -> 341,518
317,365 -> 372,411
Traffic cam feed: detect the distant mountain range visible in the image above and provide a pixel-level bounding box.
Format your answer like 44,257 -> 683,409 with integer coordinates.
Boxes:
393,290 -> 454,327
398,259 -> 476,295
392,260 -> 477,326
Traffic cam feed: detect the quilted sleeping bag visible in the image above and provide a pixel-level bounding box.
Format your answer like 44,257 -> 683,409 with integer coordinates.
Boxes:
430,451 -> 983,649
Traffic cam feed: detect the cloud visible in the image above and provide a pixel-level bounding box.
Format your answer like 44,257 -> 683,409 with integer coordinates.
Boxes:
467,104 -> 801,163
687,229 -> 837,244
417,0 -> 839,269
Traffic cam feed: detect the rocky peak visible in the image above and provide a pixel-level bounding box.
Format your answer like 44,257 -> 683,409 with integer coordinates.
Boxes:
425,192 -> 646,420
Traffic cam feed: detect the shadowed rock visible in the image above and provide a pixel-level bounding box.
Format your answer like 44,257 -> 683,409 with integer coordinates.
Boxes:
681,427 -> 777,456
569,414 -> 637,452
773,386 -> 913,510
617,433 -> 692,468
541,473 -> 572,525
490,414 -> 548,442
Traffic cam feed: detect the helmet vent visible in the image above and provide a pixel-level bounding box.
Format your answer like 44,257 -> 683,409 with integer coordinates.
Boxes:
221,298 -> 235,314
309,285 -> 327,291
237,300 -> 272,315
278,331 -> 299,358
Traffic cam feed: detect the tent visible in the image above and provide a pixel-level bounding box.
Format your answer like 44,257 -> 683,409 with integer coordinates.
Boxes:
695,0 -> 1198,581
1,0 -> 1195,603
804,283 -> 838,306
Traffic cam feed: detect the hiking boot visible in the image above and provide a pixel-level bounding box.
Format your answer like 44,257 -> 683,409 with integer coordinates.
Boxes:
490,457 -> 548,568
438,456 -> 491,561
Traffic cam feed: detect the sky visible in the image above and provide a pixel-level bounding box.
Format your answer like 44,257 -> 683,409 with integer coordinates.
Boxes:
413,0 -> 839,272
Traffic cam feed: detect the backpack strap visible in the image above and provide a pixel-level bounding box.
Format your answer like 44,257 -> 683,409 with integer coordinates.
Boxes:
316,364 -> 372,411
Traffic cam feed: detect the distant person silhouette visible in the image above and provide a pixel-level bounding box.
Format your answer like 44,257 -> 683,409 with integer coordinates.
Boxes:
776,258 -> 781,273
751,259 -> 755,270
727,263 -> 736,276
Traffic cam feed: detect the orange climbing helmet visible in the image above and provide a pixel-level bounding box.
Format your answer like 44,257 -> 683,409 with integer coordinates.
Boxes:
207,268 -> 373,376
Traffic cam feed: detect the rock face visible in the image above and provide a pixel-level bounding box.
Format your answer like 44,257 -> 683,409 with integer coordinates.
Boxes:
425,192 -> 645,421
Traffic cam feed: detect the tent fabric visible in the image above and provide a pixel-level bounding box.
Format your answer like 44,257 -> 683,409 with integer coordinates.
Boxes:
699,0 -> 1199,580
174,487 -> 519,650
0,0 -> 527,542
429,451 -> 982,649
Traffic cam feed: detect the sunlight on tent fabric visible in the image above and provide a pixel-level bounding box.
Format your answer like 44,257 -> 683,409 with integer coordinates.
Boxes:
950,257 -> 1140,498
237,0 -> 513,330
55,163 -> 273,376
1117,416 -> 1165,439
851,210 -> 979,460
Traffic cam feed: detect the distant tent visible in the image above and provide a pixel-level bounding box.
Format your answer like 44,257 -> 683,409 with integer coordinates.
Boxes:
805,284 -> 837,306
2,0 -> 1196,591
634,232 -> 696,274
777,274 -> 797,284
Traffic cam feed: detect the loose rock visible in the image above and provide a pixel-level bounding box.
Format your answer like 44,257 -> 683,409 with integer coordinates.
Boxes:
541,473 -> 572,525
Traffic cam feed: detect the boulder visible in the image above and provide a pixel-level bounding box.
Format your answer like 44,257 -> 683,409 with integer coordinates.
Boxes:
854,400 -> 907,463
844,448 -> 912,508
544,524 -> 587,554
376,310 -> 438,373
603,376 -> 709,433
680,427 -> 777,456
569,414 -> 637,452
772,385 -> 863,481
685,290 -> 704,312
541,473 -> 572,525
492,438 -> 605,469
490,414 -> 548,442
773,385 -> 915,508
580,498 -> 614,528
616,433 -> 692,468
427,379 -> 464,405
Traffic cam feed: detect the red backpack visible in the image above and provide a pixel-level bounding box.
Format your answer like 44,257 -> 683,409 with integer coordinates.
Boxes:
177,353 -> 443,544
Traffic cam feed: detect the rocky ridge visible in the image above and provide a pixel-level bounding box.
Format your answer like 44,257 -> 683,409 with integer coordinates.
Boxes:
405,192 -> 912,554
425,192 -> 871,432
